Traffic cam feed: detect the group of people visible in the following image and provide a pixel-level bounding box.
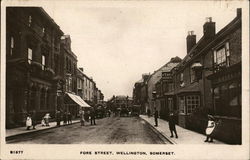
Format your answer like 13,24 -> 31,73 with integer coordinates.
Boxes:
55,110 -> 72,127
151,108 -> 217,142
79,107 -> 97,126
26,112 -> 52,130
26,110 -> 73,130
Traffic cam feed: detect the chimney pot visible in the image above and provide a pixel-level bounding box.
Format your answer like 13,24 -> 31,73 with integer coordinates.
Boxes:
186,31 -> 196,54
203,17 -> 215,39
237,8 -> 241,17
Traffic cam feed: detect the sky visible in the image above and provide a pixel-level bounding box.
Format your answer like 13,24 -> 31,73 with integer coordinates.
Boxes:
36,0 -> 244,100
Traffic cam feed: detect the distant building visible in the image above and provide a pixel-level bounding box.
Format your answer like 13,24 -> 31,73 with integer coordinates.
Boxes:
107,95 -> 132,111
6,7 -> 64,128
155,57 -> 182,120
77,67 -> 97,106
147,57 -> 182,114
132,73 -> 150,114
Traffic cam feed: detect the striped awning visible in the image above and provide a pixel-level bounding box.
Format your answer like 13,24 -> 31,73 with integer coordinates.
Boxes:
66,92 -> 91,108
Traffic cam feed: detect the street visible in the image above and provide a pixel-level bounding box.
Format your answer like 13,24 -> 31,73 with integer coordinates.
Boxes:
7,116 -> 169,144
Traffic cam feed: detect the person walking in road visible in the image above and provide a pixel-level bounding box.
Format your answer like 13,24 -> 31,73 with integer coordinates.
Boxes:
26,114 -> 32,130
90,108 -> 96,125
31,110 -> 37,129
154,108 -> 159,127
147,109 -> 151,118
55,110 -> 61,127
79,108 -> 85,126
63,111 -> 68,125
169,111 -> 178,138
67,111 -> 72,124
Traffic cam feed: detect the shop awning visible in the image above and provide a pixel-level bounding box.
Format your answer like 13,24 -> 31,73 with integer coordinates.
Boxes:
66,92 -> 91,108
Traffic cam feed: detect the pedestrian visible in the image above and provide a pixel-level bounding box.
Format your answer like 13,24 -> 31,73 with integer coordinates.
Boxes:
154,107 -> 159,127
204,115 -> 216,142
107,109 -> 111,117
43,113 -> 51,126
90,108 -> 96,125
63,111 -> 68,125
169,111 -> 178,138
26,114 -> 32,130
67,111 -> 72,124
147,109 -> 151,118
79,108 -> 85,126
84,110 -> 89,122
55,110 -> 61,127
31,110 -> 37,129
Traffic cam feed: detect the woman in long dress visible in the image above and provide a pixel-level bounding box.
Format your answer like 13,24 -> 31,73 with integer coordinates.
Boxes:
79,108 -> 85,126
204,115 -> 216,142
26,114 -> 32,130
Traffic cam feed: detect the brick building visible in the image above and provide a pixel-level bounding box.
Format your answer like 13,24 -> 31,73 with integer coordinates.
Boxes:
6,7 -> 64,128
173,9 -> 241,144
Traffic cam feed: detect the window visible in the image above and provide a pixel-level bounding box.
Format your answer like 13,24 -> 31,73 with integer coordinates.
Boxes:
10,36 -> 14,56
42,55 -> 46,70
28,48 -> 32,64
28,15 -> 32,27
179,96 -> 185,114
214,42 -> 230,71
186,95 -> 200,114
190,67 -> 195,83
180,73 -> 184,82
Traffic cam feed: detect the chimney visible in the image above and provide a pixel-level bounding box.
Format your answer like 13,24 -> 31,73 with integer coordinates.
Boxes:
79,67 -> 84,72
237,8 -> 241,17
203,17 -> 215,39
186,31 -> 196,54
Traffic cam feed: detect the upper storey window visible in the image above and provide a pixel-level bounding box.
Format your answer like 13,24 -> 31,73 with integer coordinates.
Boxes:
213,42 -> 230,72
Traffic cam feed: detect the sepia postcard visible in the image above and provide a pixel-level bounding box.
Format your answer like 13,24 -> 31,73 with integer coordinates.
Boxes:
1,0 -> 249,159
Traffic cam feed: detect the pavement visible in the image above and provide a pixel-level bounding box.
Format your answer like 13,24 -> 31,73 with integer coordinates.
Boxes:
140,115 -> 225,144
6,119 -> 80,140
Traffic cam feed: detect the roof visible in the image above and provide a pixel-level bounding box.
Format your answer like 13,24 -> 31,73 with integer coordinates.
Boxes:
136,78 -> 144,83
177,82 -> 200,94
176,9 -> 241,73
147,56 -> 182,82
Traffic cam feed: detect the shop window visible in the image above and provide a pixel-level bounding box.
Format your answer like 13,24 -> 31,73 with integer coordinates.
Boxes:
228,83 -> 239,107
213,42 -> 230,72
28,48 -> 33,64
186,95 -> 200,114
179,96 -> 185,114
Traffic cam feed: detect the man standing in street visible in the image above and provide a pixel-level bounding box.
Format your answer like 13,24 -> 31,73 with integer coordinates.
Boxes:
154,107 -> 159,127
169,111 -> 178,138
90,108 -> 96,125
55,110 -> 61,127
